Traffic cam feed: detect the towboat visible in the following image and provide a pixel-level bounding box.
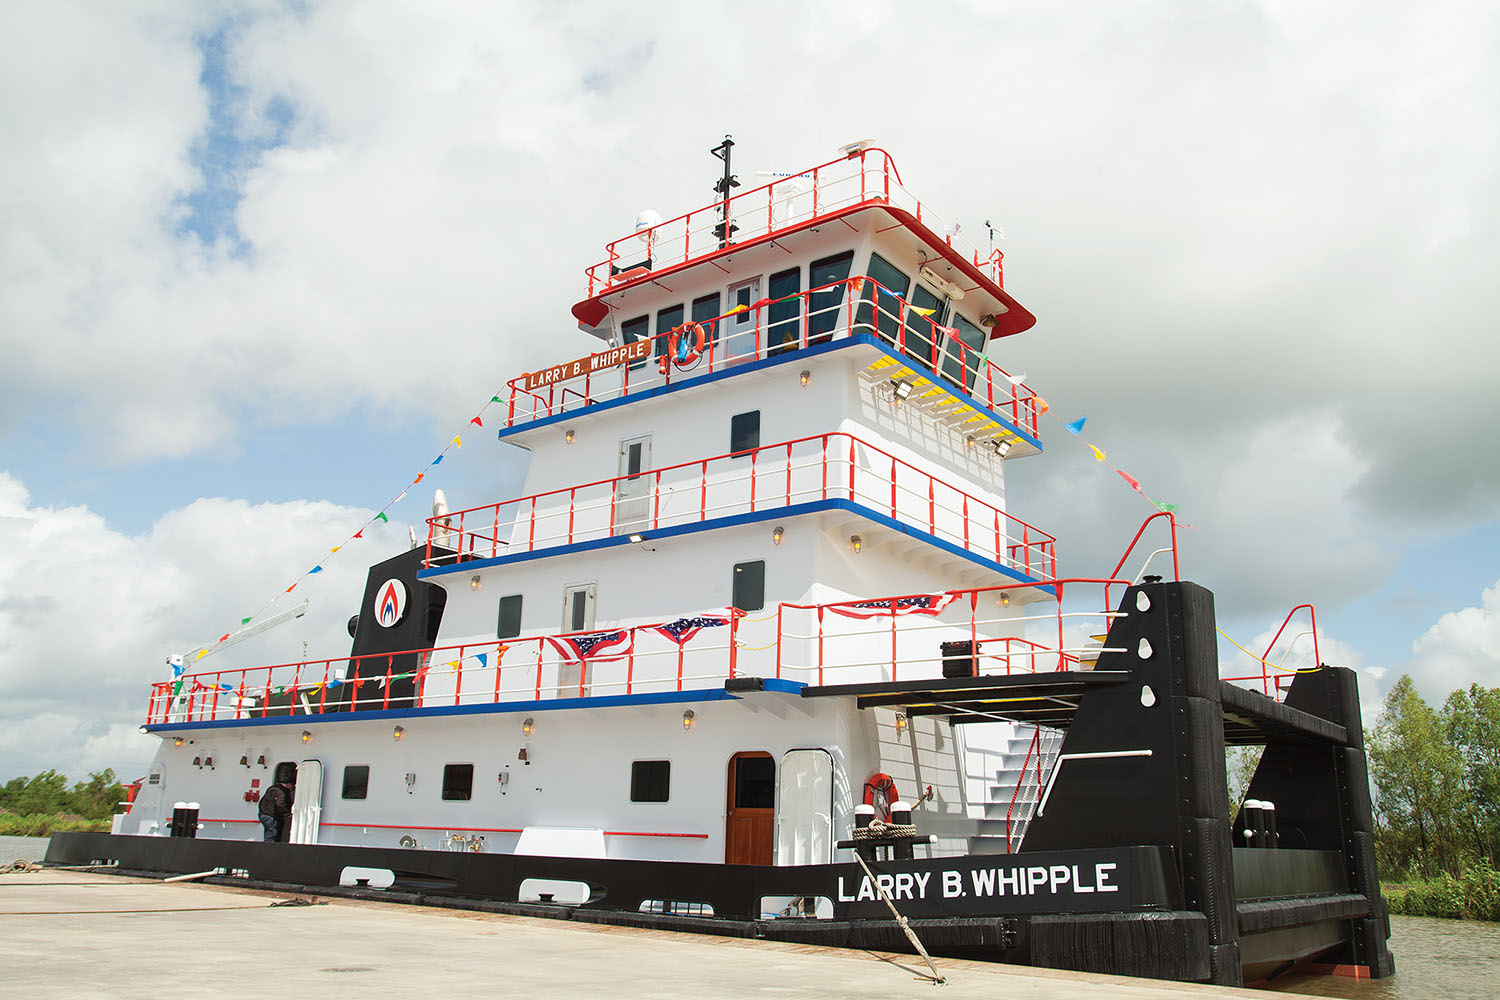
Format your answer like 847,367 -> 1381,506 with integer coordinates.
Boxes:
50,142 -> 1394,986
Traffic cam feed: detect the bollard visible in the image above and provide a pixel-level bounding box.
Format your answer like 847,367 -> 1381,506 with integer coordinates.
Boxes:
1261,800 -> 1277,849
890,801 -> 913,861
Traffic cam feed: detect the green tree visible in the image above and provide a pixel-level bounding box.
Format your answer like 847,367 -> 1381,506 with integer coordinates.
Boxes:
67,770 -> 125,821
12,770 -> 69,816
1443,684 -> 1500,866
1369,675 -> 1465,877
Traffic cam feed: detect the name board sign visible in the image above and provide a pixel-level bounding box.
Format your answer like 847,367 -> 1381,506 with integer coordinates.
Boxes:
524,341 -> 651,392
831,846 -> 1174,919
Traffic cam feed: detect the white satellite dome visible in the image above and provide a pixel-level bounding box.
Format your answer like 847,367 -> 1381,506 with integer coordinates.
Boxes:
634,209 -> 663,241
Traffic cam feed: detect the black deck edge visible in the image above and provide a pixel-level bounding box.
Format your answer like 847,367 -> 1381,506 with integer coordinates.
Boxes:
724,677 -> 765,692
1236,893 -> 1371,934
1219,681 -> 1348,744
800,670 -> 1131,700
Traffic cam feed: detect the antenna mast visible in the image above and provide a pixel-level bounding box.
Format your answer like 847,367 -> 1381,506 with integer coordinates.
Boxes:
710,135 -> 739,249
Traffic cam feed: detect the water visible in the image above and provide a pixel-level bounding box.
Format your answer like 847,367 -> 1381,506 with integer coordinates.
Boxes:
1266,915 -> 1500,999
0,835 -> 51,863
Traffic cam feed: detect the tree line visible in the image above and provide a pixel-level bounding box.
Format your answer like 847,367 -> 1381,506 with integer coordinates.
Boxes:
0,769 -> 129,823
1368,676 -> 1500,879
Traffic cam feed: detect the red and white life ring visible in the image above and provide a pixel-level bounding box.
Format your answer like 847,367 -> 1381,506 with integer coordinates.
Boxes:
863,772 -> 899,822
657,321 -> 707,374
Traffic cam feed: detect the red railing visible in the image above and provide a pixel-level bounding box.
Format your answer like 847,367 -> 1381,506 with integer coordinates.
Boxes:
585,148 -> 1003,297
424,431 -> 1057,579
1220,604 -> 1321,699
147,616 -> 743,726
1005,727 -> 1051,851
508,275 -> 1042,437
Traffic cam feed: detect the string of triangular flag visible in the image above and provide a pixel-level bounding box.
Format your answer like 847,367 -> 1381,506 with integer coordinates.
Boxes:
180,393 -> 507,665
990,372 -> 1188,523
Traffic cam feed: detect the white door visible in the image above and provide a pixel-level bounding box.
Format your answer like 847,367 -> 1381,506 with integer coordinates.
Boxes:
614,435 -> 652,535
288,759 -> 323,845
725,276 -> 762,359
775,749 -> 833,865
559,583 -> 597,696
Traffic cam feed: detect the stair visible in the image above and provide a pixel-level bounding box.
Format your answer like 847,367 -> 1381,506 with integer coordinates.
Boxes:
966,725 -> 1063,855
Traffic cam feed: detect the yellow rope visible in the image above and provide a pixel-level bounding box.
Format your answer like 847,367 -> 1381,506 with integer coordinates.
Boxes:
1216,627 -> 1322,674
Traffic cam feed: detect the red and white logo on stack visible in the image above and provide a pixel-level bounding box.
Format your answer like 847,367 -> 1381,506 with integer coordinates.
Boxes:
374,579 -> 408,628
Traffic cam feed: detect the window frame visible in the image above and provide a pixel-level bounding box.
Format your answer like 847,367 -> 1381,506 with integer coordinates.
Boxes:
441,763 -> 475,802
630,759 -> 672,803
341,764 -> 370,801
496,593 -> 523,640
729,410 -> 761,457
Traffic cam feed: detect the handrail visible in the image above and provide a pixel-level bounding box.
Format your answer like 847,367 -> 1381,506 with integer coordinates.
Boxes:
1256,604 -> 1320,698
508,274 -> 1042,437
1006,727 -> 1042,851
583,148 -> 1004,297
423,430 -> 1058,578
1104,512 -> 1180,611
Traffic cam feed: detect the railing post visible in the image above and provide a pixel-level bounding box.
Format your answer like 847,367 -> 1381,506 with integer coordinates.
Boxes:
890,598 -> 898,682
775,604 -> 784,680
728,613 -> 739,679
817,606 -> 825,686
627,629 -> 635,695
653,470 -> 662,529
455,644 -> 465,707
494,643 -> 504,702
535,642 -> 543,701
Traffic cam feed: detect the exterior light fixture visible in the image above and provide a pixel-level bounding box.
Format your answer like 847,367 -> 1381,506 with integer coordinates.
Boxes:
891,379 -> 913,403
965,435 -> 975,450
628,532 -> 646,543
799,370 -> 810,387
772,526 -> 784,546
564,429 -> 576,444
850,534 -> 863,554
300,730 -> 313,744
522,717 -> 534,737
393,726 -> 405,741
894,713 -> 908,733
470,575 -> 482,591
239,755 -> 250,768
173,738 -> 185,748
979,313 -> 998,328
1000,592 -> 1011,607
682,710 -> 696,731
994,439 -> 1013,457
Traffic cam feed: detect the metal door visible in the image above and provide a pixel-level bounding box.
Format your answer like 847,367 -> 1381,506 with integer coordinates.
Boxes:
775,749 -> 833,865
725,276 -> 761,358
614,434 -> 652,535
288,759 -> 323,845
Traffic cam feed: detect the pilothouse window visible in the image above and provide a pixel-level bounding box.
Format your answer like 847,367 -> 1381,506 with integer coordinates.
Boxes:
655,304 -> 684,360
807,251 -> 854,343
856,253 -> 911,346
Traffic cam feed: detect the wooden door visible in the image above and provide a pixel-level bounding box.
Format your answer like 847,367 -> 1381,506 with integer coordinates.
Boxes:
725,751 -> 774,865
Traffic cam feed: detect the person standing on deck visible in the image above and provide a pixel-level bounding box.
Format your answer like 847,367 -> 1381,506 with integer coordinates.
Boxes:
258,775 -> 294,842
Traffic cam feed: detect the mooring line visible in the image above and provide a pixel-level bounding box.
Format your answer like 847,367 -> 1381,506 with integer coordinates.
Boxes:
849,850 -> 945,985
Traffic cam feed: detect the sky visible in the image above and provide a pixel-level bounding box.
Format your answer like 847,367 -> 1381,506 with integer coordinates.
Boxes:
2,0 -> 1498,780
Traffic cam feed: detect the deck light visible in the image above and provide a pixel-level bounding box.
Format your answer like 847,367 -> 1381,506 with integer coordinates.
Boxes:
772,526 -> 784,546
965,435 -> 975,449
891,379 -> 913,404
173,738 -> 185,747
682,710 -> 695,731
470,575 -> 482,591
993,439 -> 1013,457
564,429 -> 575,445
799,370 -> 810,387
850,534 -> 863,554
629,532 -> 646,543
393,726 -> 405,741
1000,592 -> 1010,607
300,730 -> 313,744
522,717 -> 534,737
894,713 -> 908,734
240,755 -> 250,767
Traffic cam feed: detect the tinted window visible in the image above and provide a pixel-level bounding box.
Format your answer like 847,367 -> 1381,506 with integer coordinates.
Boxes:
621,315 -> 650,370
692,294 -> 721,355
342,765 -> 369,800
856,253 -> 911,346
730,411 -> 760,456
734,755 -> 775,809
905,284 -> 947,369
942,314 -> 989,391
631,760 -> 671,802
655,304 -> 684,360
807,251 -> 854,343
442,763 -> 474,801
733,560 -> 765,612
767,267 -> 801,352
497,594 -> 523,639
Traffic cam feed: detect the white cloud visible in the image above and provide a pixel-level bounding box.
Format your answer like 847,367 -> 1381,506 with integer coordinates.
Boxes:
0,471 -> 404,779
1406,580 -> 1500,700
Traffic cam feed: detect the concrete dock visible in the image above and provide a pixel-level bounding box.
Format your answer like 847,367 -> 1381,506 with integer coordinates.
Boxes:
2,868 -> 1306,999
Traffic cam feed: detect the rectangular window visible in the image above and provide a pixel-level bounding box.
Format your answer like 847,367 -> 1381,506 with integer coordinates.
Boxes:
442,763 -> 474,801
497,594 -> 523,639
621,315 -> 650,370
807,250 -> 854,343
692,293 -> 721,357
655,304 -> 684,360
942,314 -> 989,391
730,411 -> 760,456
341,765 -> 370,800
856,253 -> 911,346
767,267 -> 801,353
734,754 -> 776,809
732,560 -> 766,613
631,760 -> 671,802
905,284 -> 947,369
